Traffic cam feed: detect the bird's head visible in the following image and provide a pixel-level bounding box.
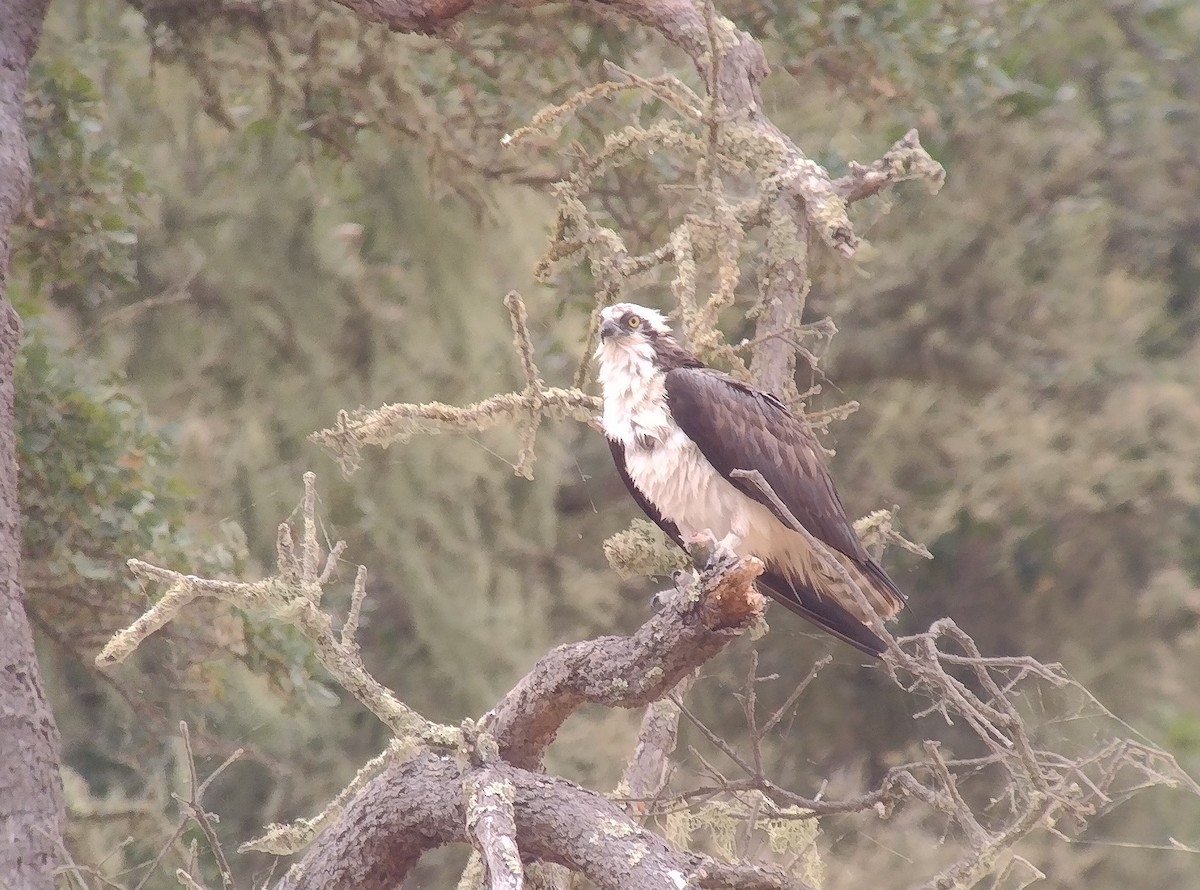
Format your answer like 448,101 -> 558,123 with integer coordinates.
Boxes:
594,303 -> 697,387
597,303 -> 672,348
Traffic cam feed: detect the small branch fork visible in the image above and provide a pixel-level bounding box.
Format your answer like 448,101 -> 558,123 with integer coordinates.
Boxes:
98,472 -> 458,751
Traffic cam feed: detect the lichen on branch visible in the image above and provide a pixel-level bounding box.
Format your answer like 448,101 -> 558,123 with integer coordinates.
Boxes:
98,472 -> 461,751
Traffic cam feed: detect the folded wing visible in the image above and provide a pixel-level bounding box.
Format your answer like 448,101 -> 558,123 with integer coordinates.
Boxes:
663,367 -> 905,654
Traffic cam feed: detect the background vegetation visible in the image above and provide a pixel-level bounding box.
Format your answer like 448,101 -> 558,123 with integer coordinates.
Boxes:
16,0 -> 1200,886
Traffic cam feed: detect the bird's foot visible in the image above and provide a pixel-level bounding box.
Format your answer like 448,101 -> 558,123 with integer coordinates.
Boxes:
684,529 -> 741,572
683,529 -> 718,565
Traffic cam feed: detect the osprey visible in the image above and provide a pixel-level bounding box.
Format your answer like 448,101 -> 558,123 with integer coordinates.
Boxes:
596,302 -> 905,656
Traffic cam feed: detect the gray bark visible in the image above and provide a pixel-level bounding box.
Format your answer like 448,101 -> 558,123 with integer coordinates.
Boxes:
0,2 -> 65,888
276,752 -> 809,890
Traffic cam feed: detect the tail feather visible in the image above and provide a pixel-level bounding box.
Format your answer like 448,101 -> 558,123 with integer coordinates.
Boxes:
757,565 -> 899,657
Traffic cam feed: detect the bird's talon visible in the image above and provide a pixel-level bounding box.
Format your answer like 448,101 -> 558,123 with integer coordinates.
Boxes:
704,542 -> 738,572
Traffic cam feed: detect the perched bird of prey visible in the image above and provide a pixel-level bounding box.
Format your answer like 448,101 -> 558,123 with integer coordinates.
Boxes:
596,302 -> 905,656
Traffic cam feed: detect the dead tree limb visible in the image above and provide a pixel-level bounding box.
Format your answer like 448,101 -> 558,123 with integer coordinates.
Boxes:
465,768 -> 524,890
99,475 -> 780,888
276,751 -> 812,890
484,551 -> 763,770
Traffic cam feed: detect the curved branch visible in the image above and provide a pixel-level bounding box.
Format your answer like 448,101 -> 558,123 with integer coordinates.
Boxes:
484,553 -> 764,770
278,752 -> 809,890
277,752 -> 463,890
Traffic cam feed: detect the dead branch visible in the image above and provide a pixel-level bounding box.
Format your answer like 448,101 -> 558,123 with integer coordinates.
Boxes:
174,723 -> 241,890
618,671 -> 698,819
98,4 -> 1197,889
309,386 -> 599,475
97,473 -> 462,752
276,750 -> 810,890
100,474 -> 782,885
505,290 -> 547,480
326,0 -> 942,400
465,768 -> 524,890
483,551 -> 764,770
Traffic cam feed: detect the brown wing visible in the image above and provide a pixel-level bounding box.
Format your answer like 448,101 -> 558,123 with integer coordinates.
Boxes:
610,422 -> 892,657
757,569 -> 889,656
664,367 -> 906,611
665,369 -> 865,557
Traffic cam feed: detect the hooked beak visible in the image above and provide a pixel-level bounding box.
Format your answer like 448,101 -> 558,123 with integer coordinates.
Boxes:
599,318 -> 622,340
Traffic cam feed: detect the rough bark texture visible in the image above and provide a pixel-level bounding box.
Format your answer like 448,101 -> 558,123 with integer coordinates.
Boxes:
0,1 -> 65,888
277,752 -> 809,890
485,553 -> 763,770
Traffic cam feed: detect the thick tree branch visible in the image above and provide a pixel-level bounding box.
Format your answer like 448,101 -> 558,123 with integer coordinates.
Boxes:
484,551 -> 764,770
618,671 -> 697,816
278,751 -> 809,890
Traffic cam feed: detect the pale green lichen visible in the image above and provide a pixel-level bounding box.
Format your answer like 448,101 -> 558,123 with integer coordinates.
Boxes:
853,508 -> 933,561
604,519 -> 690,579
627,841 -> 649,866
746,614 -> 770,641
592,818 -> 638,842
665,795 -> 825,888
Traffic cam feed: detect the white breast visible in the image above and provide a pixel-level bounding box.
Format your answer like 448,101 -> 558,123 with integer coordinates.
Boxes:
597,340 -> 784,557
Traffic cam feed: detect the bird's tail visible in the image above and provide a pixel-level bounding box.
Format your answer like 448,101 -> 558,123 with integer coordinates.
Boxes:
757,555 -> 905,657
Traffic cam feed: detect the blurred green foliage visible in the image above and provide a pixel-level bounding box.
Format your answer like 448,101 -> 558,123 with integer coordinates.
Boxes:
18,327 -> 236,617
17,58 -> 147,313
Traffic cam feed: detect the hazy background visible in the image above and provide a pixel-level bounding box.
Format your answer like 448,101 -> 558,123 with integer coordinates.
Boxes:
16,0 -> 1200,886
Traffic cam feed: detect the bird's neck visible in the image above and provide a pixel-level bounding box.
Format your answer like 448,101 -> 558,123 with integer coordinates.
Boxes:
597,340 -> 670,443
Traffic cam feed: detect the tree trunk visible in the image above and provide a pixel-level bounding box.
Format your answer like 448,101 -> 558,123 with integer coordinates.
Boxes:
0,2 -> 64,888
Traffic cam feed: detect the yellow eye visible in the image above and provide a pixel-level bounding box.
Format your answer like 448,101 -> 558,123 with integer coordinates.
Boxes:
626,316 -> 641,329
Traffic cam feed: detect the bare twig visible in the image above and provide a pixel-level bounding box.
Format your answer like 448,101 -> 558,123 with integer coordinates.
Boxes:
174,722 -> 241,889
619,671 -> 698,818
97,475 -> 461,750
505,291 -> 546,479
